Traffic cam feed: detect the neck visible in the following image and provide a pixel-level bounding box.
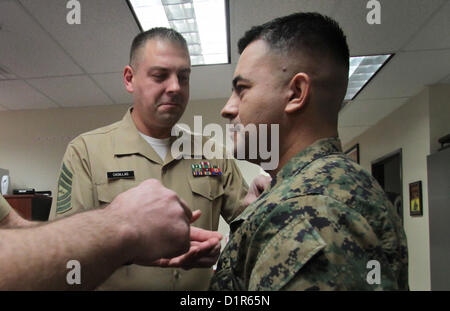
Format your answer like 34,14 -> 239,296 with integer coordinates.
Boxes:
131,109 -> 171,139
266,125 -> 338,178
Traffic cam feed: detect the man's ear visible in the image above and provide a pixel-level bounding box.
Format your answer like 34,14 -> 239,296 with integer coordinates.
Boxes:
124,65 -> 134,93
285,73 -> 311,114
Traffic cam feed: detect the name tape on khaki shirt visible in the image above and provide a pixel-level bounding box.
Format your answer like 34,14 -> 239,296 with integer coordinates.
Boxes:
107,171 -> 135,180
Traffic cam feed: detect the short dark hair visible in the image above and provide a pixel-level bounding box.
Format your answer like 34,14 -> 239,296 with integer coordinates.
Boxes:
129,27 -> 188,66
238,12 -> 349,69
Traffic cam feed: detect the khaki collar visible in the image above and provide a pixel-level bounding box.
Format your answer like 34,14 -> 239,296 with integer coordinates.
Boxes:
112,108 -> 200,165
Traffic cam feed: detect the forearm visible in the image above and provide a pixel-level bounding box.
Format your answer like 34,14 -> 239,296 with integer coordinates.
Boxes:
0,208 -> 134,290
0,208 -> 37,228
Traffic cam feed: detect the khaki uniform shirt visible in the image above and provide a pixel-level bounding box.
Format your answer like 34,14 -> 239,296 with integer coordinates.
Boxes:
50,108 -> 248,290
0,194 -> 12,222
210,138 -> 409,291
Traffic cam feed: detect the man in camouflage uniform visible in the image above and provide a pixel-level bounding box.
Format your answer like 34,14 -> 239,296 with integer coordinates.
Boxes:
210,12 -> 408,290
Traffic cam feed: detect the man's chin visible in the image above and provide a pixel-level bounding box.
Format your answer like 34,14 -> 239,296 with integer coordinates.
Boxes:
159,113 -> 183,125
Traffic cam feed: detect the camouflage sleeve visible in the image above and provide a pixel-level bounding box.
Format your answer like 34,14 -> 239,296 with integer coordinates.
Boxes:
248,195 -> 403,290
0,194 -> 12,222
247,205 -> 327,290
49,138 -> 94,220
220,158 -> 249,223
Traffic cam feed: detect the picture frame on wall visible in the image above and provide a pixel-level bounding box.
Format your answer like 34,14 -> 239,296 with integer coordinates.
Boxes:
344,143 -> 360,164
409,181 -> 423,216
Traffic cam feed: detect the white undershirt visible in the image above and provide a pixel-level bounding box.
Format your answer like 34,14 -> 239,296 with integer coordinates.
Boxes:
139,132 -> 171,161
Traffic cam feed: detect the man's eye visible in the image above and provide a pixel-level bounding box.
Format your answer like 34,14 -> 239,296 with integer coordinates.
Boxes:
152,74 -> 166,80
235,85 -> 246,94
179,75 -> 189,83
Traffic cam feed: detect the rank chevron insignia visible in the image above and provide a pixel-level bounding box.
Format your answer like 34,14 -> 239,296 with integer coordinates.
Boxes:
56,163 -> 73,214
191,161 -> 222,177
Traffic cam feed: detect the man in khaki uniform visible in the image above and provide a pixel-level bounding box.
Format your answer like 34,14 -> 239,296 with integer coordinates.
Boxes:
50,28 -> 249,290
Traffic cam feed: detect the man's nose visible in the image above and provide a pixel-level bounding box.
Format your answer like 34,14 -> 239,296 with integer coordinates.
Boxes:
166,75 -> 181,93
221,95 -> 238,120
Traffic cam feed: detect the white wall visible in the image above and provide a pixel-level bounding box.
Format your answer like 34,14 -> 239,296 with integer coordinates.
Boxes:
0,104 -> 131,195
343,87 -> 435,290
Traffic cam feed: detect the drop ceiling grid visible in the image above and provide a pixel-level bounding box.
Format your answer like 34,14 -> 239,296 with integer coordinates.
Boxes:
0,0 -> 447,145
0,80 -> 57,110
0,0 -> 83,79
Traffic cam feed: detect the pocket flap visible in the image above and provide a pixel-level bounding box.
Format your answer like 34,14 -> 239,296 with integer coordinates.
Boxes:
188,178 -> 224,201
249,216 -> 326,290
96,179 -> 136,204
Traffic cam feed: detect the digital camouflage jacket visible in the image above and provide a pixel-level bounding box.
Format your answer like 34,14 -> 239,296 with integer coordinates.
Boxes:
210,138 -> 408,291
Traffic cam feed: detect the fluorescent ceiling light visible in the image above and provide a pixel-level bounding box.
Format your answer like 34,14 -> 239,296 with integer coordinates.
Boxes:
345,54 -> 392,101
128,0 -> 229,66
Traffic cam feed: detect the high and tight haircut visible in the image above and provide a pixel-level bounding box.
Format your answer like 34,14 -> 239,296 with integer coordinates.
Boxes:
237,12 -> 349,70
129,27 -> 188,66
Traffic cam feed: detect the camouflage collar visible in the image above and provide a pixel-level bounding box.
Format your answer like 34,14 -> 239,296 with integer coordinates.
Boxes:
230,137 -> 343,230
269,137 -> 343,190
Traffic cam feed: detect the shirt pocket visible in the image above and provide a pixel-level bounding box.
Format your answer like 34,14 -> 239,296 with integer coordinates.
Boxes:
96,179 -> 139,206
188,177 -> 224,201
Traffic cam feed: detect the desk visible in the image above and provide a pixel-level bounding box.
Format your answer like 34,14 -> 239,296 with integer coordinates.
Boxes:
4,195 -> 52,221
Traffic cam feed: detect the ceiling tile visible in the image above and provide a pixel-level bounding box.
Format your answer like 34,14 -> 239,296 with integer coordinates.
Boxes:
229,0 -> 342,63
404,0 -> 450,51
0,0 -> 83,78
334,0 -> 446,55
356,49 -> 450,100
19,0 -> 140,74
26,75 -> 113,107
0,80 -> 57,110
90,72 -> 133,105
0,63 -> 17,80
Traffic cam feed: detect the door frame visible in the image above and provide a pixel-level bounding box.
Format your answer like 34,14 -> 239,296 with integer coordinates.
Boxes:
371,148 -> 404,224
